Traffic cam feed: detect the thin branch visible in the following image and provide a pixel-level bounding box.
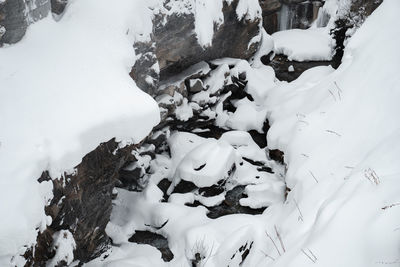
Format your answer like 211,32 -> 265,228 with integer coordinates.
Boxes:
265,231 -> 281,256
334,81 -> 343,100
307,248 -> 318,261
301,249 -> 316,263
293,198 -> 304,222
274,225 -> 286,253
382,203 -> 400,210
328,89 -> 337,102
260,250 -> 275,261
326,129 -> 342,137
309,170 -> 319,183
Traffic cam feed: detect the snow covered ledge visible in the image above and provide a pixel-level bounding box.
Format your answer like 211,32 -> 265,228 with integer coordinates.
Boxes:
0,0 -> 160,265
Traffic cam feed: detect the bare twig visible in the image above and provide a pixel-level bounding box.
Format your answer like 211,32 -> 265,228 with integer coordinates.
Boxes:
293,198 -> 304,222
309,170 -> 319,183
274,225 -> 286,253
266,231 -> 281,256
301,249 -> 316,263
326,129 -> 342,137
307,249 -> 318,261
382,203 -> 400,210
260,250 -> 275,261
328,89 -> 337,102
334,81 -> 343,100
364,168 -> 380,185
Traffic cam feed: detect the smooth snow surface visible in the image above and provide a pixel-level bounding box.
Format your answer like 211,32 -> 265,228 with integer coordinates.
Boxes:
0,0 -> 160,264
262,1 -> 400,266
272,27 -> 333,61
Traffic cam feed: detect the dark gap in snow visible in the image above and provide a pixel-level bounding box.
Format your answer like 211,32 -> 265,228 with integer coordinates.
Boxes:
206,186 -> 266,219
128,231 -> 174,262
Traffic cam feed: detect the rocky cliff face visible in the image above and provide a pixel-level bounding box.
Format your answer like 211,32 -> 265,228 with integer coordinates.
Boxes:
260,0 -> 323,34
132,0 -> 262,96
0,0 -> 50,45
24,139 -> 140,266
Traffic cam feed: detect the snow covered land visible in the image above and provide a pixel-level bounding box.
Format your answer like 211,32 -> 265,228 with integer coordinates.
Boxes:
0,0 -> 399,266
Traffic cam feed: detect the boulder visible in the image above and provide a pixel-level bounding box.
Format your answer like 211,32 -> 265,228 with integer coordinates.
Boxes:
0,0 -> 50,45
24,139 -> 140,265
132,0 -> 262,95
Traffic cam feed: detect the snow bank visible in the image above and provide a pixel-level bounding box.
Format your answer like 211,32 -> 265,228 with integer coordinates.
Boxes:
260,0 -> 400,265
0,0 -> 160,264
272,27 -> 333,61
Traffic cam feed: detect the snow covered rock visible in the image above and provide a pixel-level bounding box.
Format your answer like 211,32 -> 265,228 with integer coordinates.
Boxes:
133,0 -> 263,94
0,0 -> 51,45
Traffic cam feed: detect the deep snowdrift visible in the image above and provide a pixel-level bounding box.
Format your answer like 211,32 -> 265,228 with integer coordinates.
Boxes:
0,0 -> 161,264
262,0 -> 400,266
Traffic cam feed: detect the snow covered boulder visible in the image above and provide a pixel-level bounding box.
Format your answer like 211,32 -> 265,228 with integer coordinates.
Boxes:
0,0 -> 51,45
133,0 -> 263,94
176,139 -> 237,188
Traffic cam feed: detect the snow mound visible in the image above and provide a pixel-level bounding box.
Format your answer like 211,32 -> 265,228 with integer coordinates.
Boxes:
0,0 -> 160,263
261,0 -> 400,266
176,139 -> 237,188
272,27 -> 333,61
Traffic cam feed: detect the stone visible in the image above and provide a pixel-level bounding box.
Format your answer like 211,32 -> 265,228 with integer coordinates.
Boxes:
0,0 -> 50,45
26,139 -> 140,265
51,0 -> 68,15
132,0 -> 262,96
187,79 -> 205,93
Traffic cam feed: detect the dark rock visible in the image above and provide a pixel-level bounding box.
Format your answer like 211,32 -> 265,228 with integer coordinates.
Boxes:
155,0 -> 261,80
132,0 -> 261,96
130,41 -> 159,96
187,79 -> 205,93
128,231 -> 174,262
269,149 -> 284,164
330,0 -> 382,68
172,180 -> 197,194
27,139 -> 139,266
269,54 -> 332,82
0,0 -> 50,45
51,0 -> 67,15
206,186 -> 265,219
259,0 -> 281,34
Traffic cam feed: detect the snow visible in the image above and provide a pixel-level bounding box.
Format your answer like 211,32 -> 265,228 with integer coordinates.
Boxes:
95,1 -> 400,266
176,139 -> 237,188
259,0 -> 400,266
272,27 -> 333,61
0,0 -> 160,264
47,230 -> 76,267
164,0 -> 261,48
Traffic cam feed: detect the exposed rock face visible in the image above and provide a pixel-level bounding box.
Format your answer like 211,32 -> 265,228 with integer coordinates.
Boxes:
259,0 -> 281,34
259,0 -> 323,34
132,0 -> 262,95
51,0 -> 68,15
0,0 -> 50,45
331,0 -> 382,68
25,139 -> 139,266
266,54 -> 331,81
155,0 -> 261,80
